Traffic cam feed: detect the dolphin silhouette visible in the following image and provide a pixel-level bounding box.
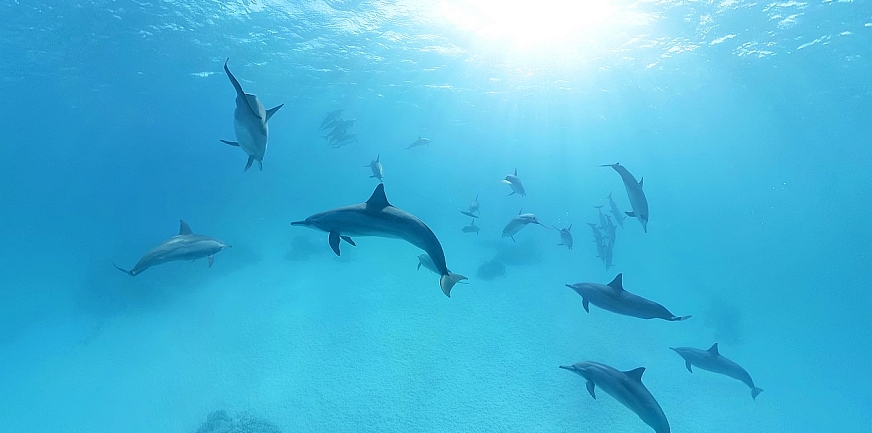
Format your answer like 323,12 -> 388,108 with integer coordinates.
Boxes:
670,344 -> 763,400
565,274 -> 690,321
553,225 -> 573,249
113,220 -> 230,276
291,184 -> 467,297
502,168 -> 526,196
220,58 -> 283,171
501,210 -> 544,242
559,361 -> 670,433
365,154 -> 384,181
601,163 -> 648,232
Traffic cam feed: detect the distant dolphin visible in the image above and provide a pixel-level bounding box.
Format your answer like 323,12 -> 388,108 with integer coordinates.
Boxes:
416,254 -> 439,274
553,225 -> 573,249
559,361 -> 670,433
406,136 -> 430,149
320,109 -> 344,130
462,219 -> 480,235
460,194 -> 480,218
502,210 -> 544,242
565,274 -> 690,321
365,154 -> 384,181
502,168 -> 526,196
602,163 -> 648,232
291,184 -> 467,297
594,205 -> 609,230
607,192 -> 626,229
670,344 -> 763,400
113,220 -> 230,276
220,58 -> 283,172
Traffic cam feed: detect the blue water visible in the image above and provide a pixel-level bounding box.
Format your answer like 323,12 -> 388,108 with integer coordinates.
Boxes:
2,0 -> 871,431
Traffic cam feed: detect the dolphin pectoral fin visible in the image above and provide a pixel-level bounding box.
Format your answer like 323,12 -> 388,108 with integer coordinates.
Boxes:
586,381 -> 597,399
265,104 -> 283,121
508,191 -> 515,196
417,262 -> 422,271
639,177 -> 644,188
752,387 -> 763,400
582,298 -> 590,313
625,211 -> 636,217
257,159 -> 263,171
328,232 -> 342,256
685,360 -> 693,373
244,156 -> 254,172
340,235 -> 356,246
113,263 -> 135,277
220,139 -> 240,147
439,272 -> 468,298
511,236 -> 516,243
208,255 -> 214,268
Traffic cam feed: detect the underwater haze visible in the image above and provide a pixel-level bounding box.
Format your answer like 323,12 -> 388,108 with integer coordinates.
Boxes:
1,0 -> 871,432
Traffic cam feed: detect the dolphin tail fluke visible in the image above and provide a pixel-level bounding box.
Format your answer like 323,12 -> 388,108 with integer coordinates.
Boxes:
669,315 -> 692,321
752,387 -> 763,400
439,272 -> 468,298
113,263 -> 135,277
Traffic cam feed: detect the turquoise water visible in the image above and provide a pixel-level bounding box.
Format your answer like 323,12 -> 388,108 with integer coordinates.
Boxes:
1,0 -> 870,431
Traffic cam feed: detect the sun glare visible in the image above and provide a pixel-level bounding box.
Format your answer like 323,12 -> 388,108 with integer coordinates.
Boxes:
435,0 -> 621,51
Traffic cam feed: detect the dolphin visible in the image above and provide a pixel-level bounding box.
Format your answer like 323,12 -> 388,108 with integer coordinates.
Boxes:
502,168 -> 526,196
670,343 -> 763,400
406,136 -> 430,149
602,163 -> 648,232
365,154 -> 384,181
462,219 -> 480,235
553,225 -> 573,250
460,194 -> 480,218
502,210 -> 544,242
559,361 -> 670,433
594,205 -> 609,230
416,253 -> 439,274
220,58 -> 283,172
565,274 -> 691,321
113,220 -> 230,276
319,109 -> 344,130
291,184 -> 467,297
600,238 -> 614,271
607,192 -> 626,229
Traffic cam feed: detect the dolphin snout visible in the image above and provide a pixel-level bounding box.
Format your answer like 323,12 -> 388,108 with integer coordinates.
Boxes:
558,365 -> 575,371
290,220 -> 310,226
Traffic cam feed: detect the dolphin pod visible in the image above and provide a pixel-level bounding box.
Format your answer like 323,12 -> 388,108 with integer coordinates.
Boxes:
291,183 -> 467,297
220,58 -> 283,172
671,343 -> 763,400
602,163 -> 648,232
113,220 -> 230,276
560,361 -> 670,433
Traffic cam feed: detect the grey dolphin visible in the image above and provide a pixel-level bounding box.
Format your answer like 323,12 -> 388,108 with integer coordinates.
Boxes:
416,253 -> 439,274
602,163 -> 648,232
594,205 -> 609,230
406,136 -> 430,149
113,220 -> 230,276
553,225 -> 573,249
460,194 -> 480,218
462,219 -> 480,235
559,361 -> 670,433
501,210 -> 544,242
291,184 -> 467,297
670,343 -> 763,400
319,109 -> 344,130
502,168 -> 526,196
565,274 -> 691,321
607,192 -> 627,228
220,59 -> 283,172
365,154 -> 384,181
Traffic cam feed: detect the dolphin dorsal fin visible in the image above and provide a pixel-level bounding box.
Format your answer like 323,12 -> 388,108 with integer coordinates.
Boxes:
708,343 -> 720,356
624,367 -> 646,382
376,154 -> 380,162
366,184 -> 392,210
639,177 -> 644,188
607,273 -> 624,291
513,168 -> 518,176
179,220 -> 193,235
567,224 -> 572,231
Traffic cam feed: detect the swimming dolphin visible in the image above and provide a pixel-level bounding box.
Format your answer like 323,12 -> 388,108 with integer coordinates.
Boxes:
553,225 -> 573,249
365,155 -> 384,181
607,192 -> 626,229
502,210 -> 544,242
416,254 -> 439,274
291,184 -> 467,297
460,194 -> 480,218
220,59 -> 283,172
462,219 -> 480,235
600,238 -> 614,271
113,220 -> 230,276
406,136 -> 430,149
565,274 -> 690,321
320,109 -> 344,130
670,343 -> 763,400
594,205 -> 609,230
559,361 -> 670,433
502,168 -> 526,196
602,163 -> 648,232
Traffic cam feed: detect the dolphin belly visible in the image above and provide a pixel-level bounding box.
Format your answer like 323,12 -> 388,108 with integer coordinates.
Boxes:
233,116 -> 268,159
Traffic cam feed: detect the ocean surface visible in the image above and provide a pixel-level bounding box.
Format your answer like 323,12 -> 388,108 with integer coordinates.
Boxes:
1,0 -> 871,432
